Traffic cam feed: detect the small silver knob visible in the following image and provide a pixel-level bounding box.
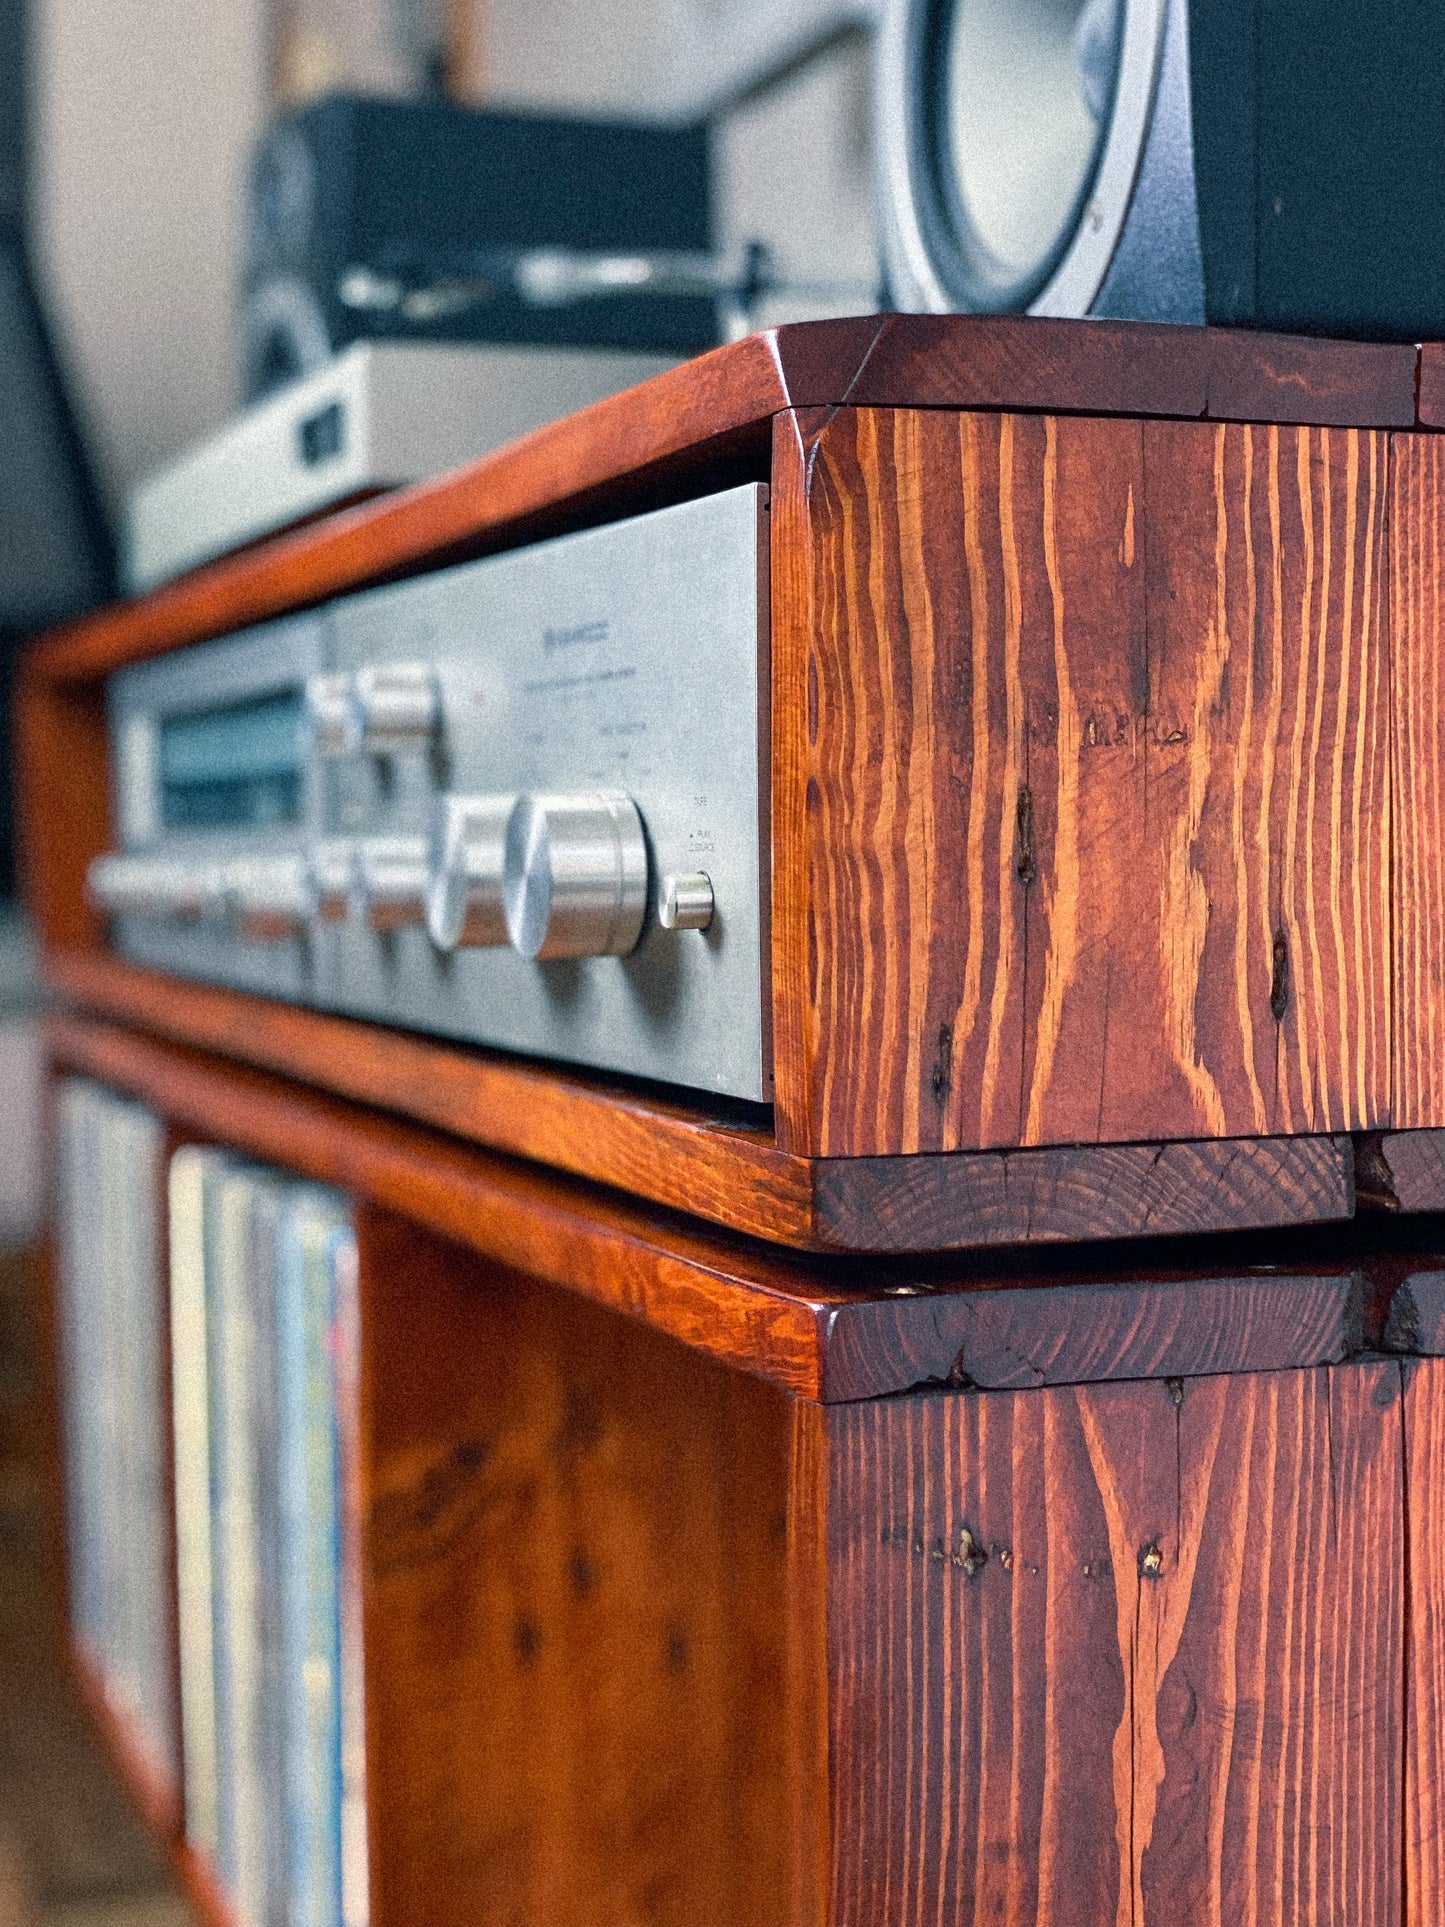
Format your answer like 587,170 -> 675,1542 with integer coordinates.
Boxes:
658,872 -> 714,932
503,792 -> 648,961
170,860 -> 231,923
349,662 -> 440,756
306,839 -> 355,925
427,793 -> 514,951
353,835 -> 430,932
227,853 -> 309,942
87,852 -> 169,918
305,672 -> 356,758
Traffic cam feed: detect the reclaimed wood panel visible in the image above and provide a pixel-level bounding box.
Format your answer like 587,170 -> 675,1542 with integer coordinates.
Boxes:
1390,433 -> 1445,1129
773,407 -> 1392,1156
49,1012 -> 1391,1406
44,953 -> 1359,1253
826,1365 -> 1405,1927
1403,1357 -> 1445,1927
359,1208 -> 795,1927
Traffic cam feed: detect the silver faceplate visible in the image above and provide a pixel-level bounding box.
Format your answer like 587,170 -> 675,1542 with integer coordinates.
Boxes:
106,484 -> 771,1104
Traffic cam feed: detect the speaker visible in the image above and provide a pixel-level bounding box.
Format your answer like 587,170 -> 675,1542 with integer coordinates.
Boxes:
878,0 -> 1445,337
242,95 -> 718,402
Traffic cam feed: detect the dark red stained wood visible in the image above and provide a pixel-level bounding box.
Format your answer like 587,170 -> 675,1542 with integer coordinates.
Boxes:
826,1365 -> 1405,1927
1363,1131 -> 1445,1213
771,405 -> 1391,1158
810,1135 -> 1356,1247
358,1207 -> 796,1927
840,314 -> 1421,429
45,1012 -> 1385,1407
20,318 -> 1422,698
1384,1270 -> 1445,1354
1390,433 -> 1445,1130
1403,1357 -> 1445,1927
1416,343 -> 1445,430
821,1267 -> 1365,1401
43,951 -> 1359,1255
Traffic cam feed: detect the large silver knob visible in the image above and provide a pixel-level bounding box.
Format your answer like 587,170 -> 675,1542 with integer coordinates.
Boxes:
353,835 -> 430,932
227,853 -> 310,942
503,793 -> 648,960
304,672 -> 355,758
349,662 -> 440,756
427,794 -> 514,951
306,839 -> 355,925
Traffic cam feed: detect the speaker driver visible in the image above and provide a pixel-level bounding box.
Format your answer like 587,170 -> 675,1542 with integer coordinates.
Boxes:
880,0 -> 1173,315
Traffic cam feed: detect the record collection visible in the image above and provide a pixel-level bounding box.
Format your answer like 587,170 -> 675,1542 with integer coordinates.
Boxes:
55,1077 -> 368,1927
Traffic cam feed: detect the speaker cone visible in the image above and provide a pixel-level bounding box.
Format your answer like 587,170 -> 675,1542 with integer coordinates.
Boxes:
880,0 -> 1169,316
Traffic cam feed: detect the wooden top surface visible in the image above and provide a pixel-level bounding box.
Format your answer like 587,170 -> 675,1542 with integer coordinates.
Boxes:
23,313 -> 1432,687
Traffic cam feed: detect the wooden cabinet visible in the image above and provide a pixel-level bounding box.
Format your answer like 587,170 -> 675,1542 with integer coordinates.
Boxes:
25,316 -> 1445,1924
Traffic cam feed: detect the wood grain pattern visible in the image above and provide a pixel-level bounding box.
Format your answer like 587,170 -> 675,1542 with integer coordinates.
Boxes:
1402,1357 -> 1445,1927
43,951 -> 1359,1252
18,319 -> 1423,694
822,1267 -> 1365,1401
826,1365 -> 1405,1927
359,1207 -> 795,1927
843,316 -> 1422,429
46,1013 -> 1383,1405
1390,433 -> 1445,1129
1362,1131 -> 1445,1213
772,407 -> 1392,1157
1384,1271 -> 1445,1355
1415,343 -> 1445,431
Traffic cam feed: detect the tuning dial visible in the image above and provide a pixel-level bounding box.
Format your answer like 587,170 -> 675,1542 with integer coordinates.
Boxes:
427,794 -> 514,951
306,839 -> 355,925
227,853 -> 310,941
304,672 -> 355,758
503,793 -> 648,960
353,835 -> 430,932
348,662 -> 440,756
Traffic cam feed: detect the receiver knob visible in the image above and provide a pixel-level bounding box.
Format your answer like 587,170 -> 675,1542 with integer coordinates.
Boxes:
353,835 -> 430,932
305,839 -> 355,925
228,853 -> 310,941
427,793 -> 515,951
502,792 -> 648,960
349,662 -> 440,756
304,672 -> 355,757
86,852 -> 169,918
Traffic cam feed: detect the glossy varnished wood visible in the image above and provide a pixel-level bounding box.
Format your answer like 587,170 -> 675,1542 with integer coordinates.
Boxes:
43,1012 -> 1377,1405
1390,432 -> 1445,1130
358,1208 -> 796,1927
45,950 -> 1360,1251
825,1366 -> 1405,1927
772,406 -> 1391,1157
1402,1358 -> 1445,1927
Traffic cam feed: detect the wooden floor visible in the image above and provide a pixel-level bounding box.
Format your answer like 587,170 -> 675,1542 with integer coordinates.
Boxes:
0,1247 -> 193,1927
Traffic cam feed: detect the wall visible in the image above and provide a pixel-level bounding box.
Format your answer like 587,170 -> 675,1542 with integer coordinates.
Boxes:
29,0 -> 268,511
28,0 -> 879,515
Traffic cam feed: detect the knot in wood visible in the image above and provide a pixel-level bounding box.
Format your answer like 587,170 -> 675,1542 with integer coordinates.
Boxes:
953,1525 -> 988,1577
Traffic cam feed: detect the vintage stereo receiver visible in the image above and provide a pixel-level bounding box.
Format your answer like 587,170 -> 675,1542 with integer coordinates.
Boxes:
88,486 -> 768,1102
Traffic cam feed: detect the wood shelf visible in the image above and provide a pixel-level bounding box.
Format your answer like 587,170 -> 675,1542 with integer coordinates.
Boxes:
68,1640 -> 233,1927
44,948 -> 1366,1255
46,1007 -> 1395,1405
